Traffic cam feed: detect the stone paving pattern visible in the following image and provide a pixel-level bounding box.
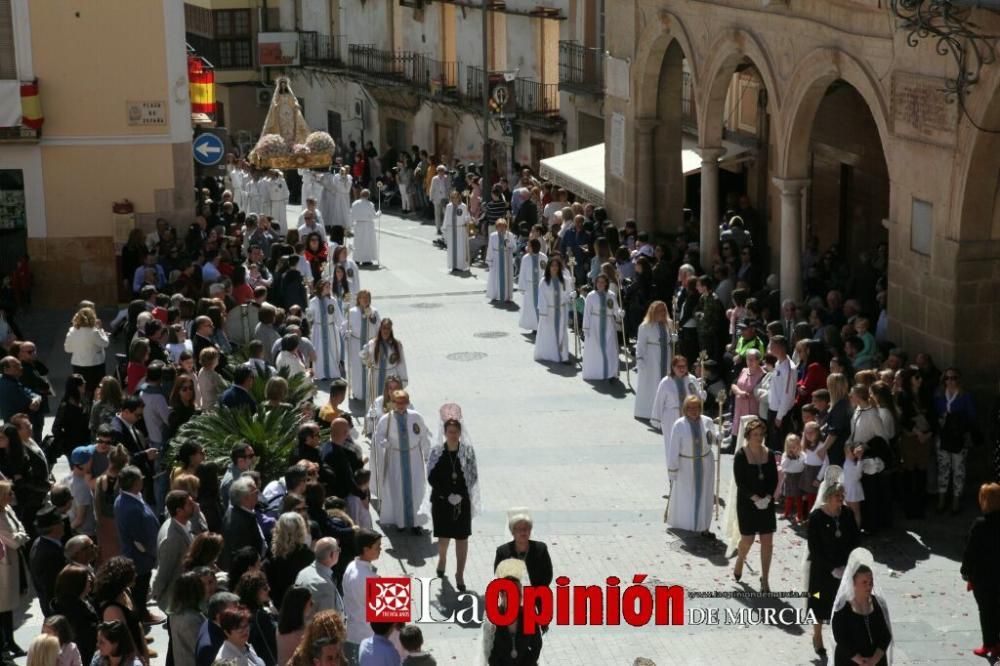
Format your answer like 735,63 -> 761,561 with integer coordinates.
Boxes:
11,208 -> 982,665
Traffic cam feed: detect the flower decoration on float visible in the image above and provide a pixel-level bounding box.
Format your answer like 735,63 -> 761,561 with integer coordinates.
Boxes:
305,131 -> 336,155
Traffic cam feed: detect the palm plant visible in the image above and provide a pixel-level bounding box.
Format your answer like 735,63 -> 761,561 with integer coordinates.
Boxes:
174,404 -> 306,482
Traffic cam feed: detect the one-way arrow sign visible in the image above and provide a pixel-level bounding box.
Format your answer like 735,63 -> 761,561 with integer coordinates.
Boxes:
193,132 -> 225,166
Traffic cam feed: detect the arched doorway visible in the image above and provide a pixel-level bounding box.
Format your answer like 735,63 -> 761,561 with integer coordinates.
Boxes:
801,81 -> 890,315
651,41 -> 691,233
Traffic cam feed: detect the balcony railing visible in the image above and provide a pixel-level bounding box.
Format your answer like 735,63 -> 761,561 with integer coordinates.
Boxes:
300,32 -> 346,67
465,65 -> 487,104
413,55 -> 461,98
515,78 -> 560,117
558,40 -> 604,95
347,44 -> 418,84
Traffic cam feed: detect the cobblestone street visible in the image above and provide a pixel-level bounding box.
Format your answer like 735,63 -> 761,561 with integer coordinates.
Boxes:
12,209 -> 982,666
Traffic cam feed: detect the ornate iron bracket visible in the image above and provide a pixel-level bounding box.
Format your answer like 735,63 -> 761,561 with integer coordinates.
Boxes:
890,0 -> 1000,130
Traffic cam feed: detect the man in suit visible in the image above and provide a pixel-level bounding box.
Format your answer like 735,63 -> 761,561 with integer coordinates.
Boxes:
320,418 -> 362,500
293,537 -> 344,614
194,591 -> 239,666
0,356 -> 41,422
115,465 -> 164,624
28,506 -> 65,616
110,395 -> 158,503
219,365 -> 258,412
221,476 -> 266,569
152,490 -> 196,612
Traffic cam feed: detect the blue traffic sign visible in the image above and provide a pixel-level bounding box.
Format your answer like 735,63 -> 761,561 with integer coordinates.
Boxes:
193,132 -> 225,166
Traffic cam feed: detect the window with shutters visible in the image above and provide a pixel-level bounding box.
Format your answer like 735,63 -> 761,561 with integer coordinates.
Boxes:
214,9 -> 253,69
0,0 -> 16,80
184,4 -> 213,38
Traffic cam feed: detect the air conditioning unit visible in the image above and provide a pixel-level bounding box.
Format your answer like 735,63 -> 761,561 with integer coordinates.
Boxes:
256,88 -> 271,107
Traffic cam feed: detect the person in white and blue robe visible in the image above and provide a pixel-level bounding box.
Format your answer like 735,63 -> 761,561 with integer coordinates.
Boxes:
582,274 -> 622,381
486,220 -> 515,302
667,397 -> 717,535
534,256 -> 571,364
517,240 -> 547,332
442,190 -> 471,273
306,279 -> 346,380
635,300 -> 675,419
347,290 -> 381,403
374,391 -> 431,532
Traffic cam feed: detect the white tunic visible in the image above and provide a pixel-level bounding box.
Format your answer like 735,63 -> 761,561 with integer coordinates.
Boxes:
331,259 -> 361,296
534,277 -> 570,363
350,199 -> 379,263
318,172 -> 338,228
581,289 -> 622,381
652,373 -> 707,461
634,322 -> 675,419
229,166 -> 246,210
346,306 -> 382,403
517,253 -> 547,331
666,415 -> 717,532
442,202 -> 472,272
360,339 -> 409,394
325,173 -> 353,230
275,350 -> 308,378
268,173 -> 290,233
299,169 -> 322,206
374,409 -> 431,528
247,177 -> 265,215
306,296 -> 346,380
486,231 -> 515,301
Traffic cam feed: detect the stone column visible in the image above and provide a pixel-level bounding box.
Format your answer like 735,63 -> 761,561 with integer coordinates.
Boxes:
635,118 -> 659,230
772,177 -> 810,303
699,146 -> 725,271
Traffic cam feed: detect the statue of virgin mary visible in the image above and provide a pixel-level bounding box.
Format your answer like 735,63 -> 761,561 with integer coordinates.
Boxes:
260,76 -> 310,146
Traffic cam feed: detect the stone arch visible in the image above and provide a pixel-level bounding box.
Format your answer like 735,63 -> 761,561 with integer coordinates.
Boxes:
697,28 -> 782,147
778,48 -> 893,180
634,10 -> 699,120
952,67 -> 1000,241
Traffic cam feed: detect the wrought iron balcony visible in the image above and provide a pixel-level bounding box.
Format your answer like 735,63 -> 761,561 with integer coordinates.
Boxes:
413,55 -> 461,99
300,32 -> 346,67
515,78 -> 560,117
558,40 -> 604,96
347,44 -> 418,85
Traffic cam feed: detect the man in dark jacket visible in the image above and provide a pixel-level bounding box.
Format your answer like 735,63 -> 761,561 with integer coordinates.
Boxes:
194,592 -> 239,666
221,476 -> 266,568
219,365 -> 258,412
320,418 -> 362,500
0,356 -> 40,422
14,341 -> 52,441
29,506 -> 66,617
114,465 -> 164,624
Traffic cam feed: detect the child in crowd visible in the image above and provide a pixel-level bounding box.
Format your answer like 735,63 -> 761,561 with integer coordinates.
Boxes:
400,624 -> 437,666
800,420 -> 824,516
780,434 -> 805,523
843,443 -> 865,529
43,615 -> 82,666
347,469 -> 373,529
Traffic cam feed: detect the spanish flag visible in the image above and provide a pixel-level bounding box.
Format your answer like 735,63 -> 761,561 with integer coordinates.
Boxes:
20,80 -> 42,129
188,55 -> 215,115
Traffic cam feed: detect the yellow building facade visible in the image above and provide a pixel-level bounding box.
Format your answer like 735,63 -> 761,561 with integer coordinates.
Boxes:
0,0 -> 194,306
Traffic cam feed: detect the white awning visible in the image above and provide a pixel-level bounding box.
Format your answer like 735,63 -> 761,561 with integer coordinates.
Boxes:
539,143 -> 606,206
538,138 -> 754,206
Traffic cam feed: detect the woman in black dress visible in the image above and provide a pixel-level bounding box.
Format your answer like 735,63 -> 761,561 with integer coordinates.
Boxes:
732,418 -> 778,592
961,482 -> 1000,658
427,406 -> 480,592
807,482 -> 860,658
832,550 -> 892,666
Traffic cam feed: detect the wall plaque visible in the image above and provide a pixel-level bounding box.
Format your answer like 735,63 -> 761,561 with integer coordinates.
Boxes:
891,72 -> 957,146
126,101 -> 167,126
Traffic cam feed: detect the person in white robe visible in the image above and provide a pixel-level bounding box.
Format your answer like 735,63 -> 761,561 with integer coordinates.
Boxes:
534,256 -> 571,363
267,169 -> 290,234
306,279 -> 346,381
442,190 -> 472,273
346,290 -> 381,404
318,169 -> 339,231
635,300 -> 675,419
486,219 -> 516,302
517,241 -> 547,332
327,167 -> 353,233
365,375 -> 406,440
299,168 -> 322,208
666,395 -> 717,534
227,158 -> 245,210
582,274 -> 622,381
349,189 -> 379,264
247,171 -> 265,214
360,318 -> 409,399
374,390 -> 431,531
652,355 -> 707,462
